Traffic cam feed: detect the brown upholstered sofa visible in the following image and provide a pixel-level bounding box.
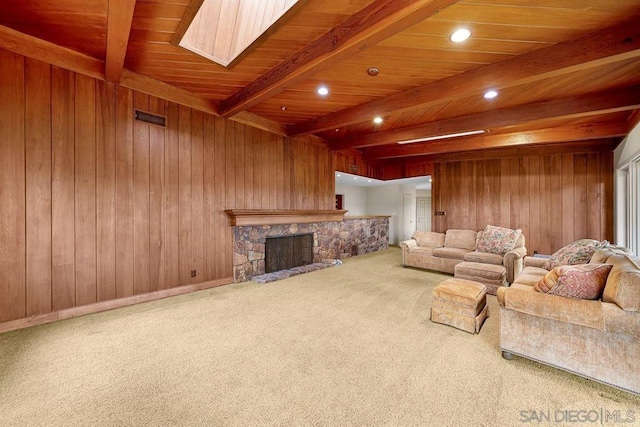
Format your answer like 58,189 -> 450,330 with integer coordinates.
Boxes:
399,229 -> 526,284
497,249 -> 640,395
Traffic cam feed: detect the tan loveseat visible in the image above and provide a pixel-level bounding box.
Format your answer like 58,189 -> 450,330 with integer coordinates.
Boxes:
399,229 -> 526,284
497,249 -> 640,395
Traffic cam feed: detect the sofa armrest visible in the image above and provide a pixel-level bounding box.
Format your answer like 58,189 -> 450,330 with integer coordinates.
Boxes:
399,239 -> 417,250
503,247 -> 527,284
523,256 -> 548,269
497,286 -> 604,331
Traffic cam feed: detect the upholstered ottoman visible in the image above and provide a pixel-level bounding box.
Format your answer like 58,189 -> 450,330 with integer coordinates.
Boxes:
454,261 -> 507,295
431,278 -> 488,334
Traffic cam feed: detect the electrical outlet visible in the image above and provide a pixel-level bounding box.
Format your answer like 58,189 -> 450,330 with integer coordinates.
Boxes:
191,270 -> 197,278
434,211 -> 446,216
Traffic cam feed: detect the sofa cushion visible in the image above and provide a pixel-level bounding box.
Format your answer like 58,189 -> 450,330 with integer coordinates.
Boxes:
412,231 -> 445,248
543,239 -> 607,270
432,247 -> 470,260
602,254 -> 640,312
476,225 -> 521,255
443,229 -> 478,251
464,251 -> 503,265
535,263 -> 613,300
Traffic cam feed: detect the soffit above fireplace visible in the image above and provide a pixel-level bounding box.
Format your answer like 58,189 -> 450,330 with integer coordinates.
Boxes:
226,209 -> 348,226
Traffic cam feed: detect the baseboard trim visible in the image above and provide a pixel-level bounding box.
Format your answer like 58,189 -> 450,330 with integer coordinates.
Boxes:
0,277 -> 234,334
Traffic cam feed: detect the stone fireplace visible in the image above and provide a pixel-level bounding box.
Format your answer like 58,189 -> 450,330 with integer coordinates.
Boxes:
226,210 -> 389,282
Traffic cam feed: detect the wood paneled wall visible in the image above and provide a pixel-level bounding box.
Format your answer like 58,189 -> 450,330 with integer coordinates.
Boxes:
0,49 -> 334,324
432,151 -> 614,256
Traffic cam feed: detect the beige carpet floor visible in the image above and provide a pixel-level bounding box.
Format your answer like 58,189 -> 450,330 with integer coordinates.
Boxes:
1,247 -> 638,426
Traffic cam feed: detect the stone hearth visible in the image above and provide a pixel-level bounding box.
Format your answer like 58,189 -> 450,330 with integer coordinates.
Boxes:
232,216 -> 389,282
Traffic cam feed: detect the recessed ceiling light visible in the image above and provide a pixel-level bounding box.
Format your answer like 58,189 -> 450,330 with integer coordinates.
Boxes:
367,67 -> 380,76
336,174 -> 341,177
450,28 -> 471,43
317,86 -> 329,96
354,177 -> 358,180
280,106 -> 287,111
373,116 -> 383,124
484,90 -> 498,99
368,180 -> 372,183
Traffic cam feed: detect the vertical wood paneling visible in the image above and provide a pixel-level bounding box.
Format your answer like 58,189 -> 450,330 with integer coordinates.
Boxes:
0,51 -> 26,322
75,74 -> 98,306
0,52 -> 336,326
434,150 -> 614,255
244,126 -> 254,208
573,153 -> 588,240
234,122 -> 245,208
214,117 -> 228,277
133,93 -> 151,295
51,67 -> 76,310
165,102 -> 180,288
148,97 -> 166,291
25,59 -> 52,316
115,85 -> 134,298
499,159 -> 511,227
586,153 -> 601,239
528,157 -> 540,254
261,131 -> 270,209
178,105 -> 192,286
191,110 -> 204,283
540,157 -> 552,255
549,155 -> 564,251
203,114 -> 217,280
96,80 -> 117,302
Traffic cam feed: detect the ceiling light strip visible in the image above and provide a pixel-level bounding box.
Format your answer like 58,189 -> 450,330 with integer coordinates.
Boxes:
397,130 -> 486,144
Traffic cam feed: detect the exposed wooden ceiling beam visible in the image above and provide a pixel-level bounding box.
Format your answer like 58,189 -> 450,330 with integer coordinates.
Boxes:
105,0 -> 137,83
218,0 -> 459,118
362,122 -> 629,159
331,85 -> 640,150
289,18 -> 640,136
0,24 -> 104,80
119,69 -> 219,115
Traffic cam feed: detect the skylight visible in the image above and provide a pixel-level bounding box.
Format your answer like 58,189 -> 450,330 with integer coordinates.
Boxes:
179,0 -> 301,68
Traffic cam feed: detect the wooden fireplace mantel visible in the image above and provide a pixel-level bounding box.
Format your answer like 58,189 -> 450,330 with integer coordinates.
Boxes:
225,209 -> 348,226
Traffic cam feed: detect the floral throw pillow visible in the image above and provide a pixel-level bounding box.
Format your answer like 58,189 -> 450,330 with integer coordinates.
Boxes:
475,225 -> 521,255
534,263 -> 613,300
543,239 -> 607,270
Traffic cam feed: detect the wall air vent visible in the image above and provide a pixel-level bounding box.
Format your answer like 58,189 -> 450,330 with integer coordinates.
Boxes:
134,110 -> 166,127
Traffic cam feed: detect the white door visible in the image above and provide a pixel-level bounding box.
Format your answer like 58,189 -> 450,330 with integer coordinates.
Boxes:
416,197 -> 430,232
403,194 -> 414,240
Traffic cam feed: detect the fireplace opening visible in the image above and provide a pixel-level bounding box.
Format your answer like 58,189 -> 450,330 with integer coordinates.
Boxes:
265,233 -> 314,273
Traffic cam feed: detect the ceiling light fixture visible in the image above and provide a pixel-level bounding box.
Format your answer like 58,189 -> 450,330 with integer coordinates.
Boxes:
398,130 -> 486,144
317,86 -> 329,96
484,90 -> 498,99
450,28 -> 471,43
373,116 -> 383,124
367,67 -> 380,76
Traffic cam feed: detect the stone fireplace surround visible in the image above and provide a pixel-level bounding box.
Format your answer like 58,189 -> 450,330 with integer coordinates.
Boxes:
227,210 -> 389,282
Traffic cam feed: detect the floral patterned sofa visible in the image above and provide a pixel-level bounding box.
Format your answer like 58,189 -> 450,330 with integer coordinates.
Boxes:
498,240 -> 640,394
400,225 -> 526,284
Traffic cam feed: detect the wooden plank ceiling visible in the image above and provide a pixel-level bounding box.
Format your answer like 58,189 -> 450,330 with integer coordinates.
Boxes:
0,0 -> 639,163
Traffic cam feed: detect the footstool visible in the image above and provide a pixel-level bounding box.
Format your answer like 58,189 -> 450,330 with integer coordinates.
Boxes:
454,261 -> 507,295
431,278 -> 489,334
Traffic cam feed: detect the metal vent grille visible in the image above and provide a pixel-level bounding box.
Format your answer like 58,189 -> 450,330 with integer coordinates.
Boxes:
134,110 -> 166,127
